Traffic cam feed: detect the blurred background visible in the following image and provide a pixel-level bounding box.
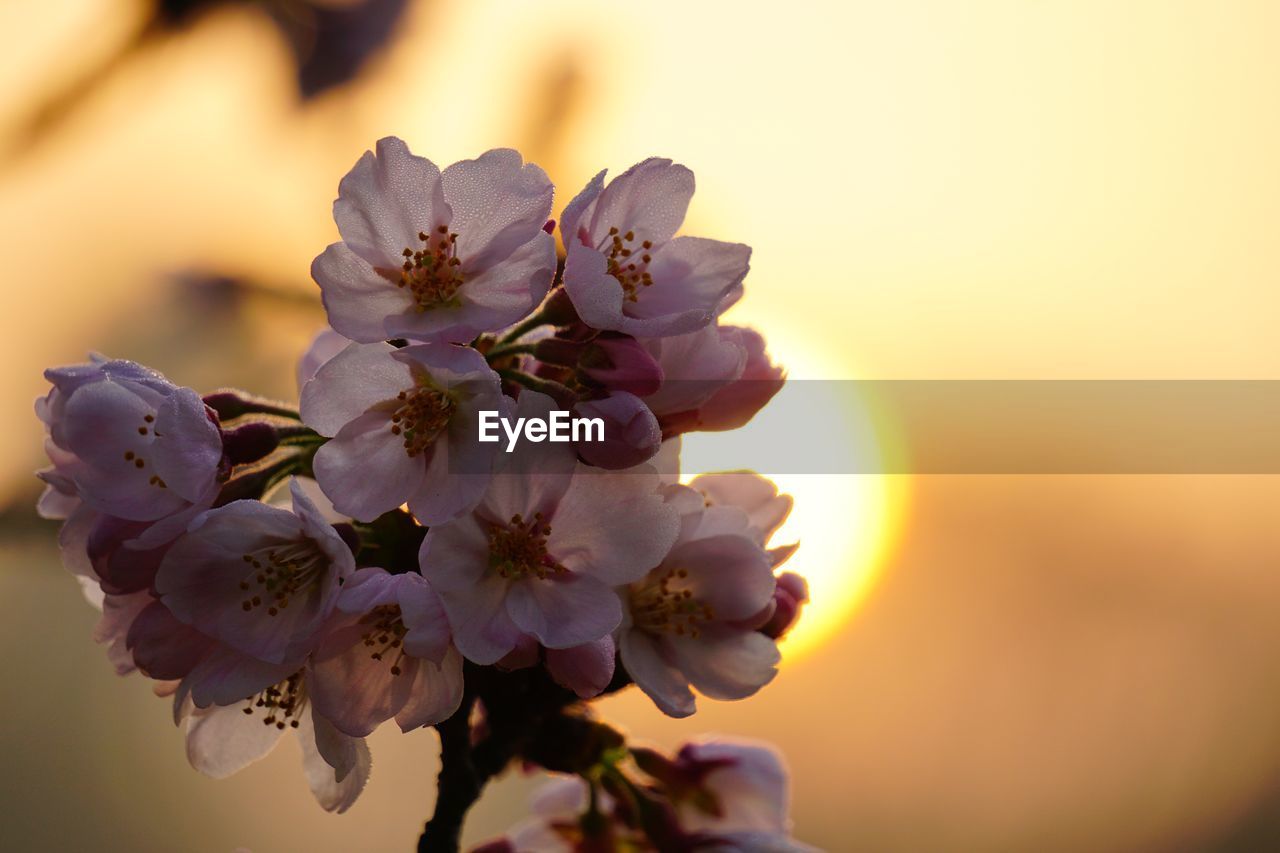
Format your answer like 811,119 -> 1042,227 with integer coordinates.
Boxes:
3,0 -> 1280,850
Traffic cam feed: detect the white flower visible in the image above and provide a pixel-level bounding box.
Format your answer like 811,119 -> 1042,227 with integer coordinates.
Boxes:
300,340 -> 507,523
313,138 -> 556,344
561,158 -> 750,338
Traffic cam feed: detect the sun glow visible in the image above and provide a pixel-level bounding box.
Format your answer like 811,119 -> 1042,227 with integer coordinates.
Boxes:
678,330 -> 909,655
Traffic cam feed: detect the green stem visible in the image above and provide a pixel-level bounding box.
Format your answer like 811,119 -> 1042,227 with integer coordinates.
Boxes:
485,342 -> 536,362
496,310 -> 551,345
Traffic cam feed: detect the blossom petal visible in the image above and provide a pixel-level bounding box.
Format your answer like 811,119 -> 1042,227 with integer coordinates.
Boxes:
395,648 -> 464,732
310,618 -> 405,737
437,571 -> 521,665
505,574 -> 621,649
672,627 -> 779,701
300,705 -> 372,813
312,243 -> 415,343
618,629 -> 695,718
628,236 -> 751,334
313,411 -> 427,522
300,341 -> 410,436
333,136 -> 447,268
563,240 -> 626,332
441,148 -> 554,270
585,158 -> 693,246
549,465 -> 677,585
186,704 -> 283,779
546,635 -> 616,698
419,514 -> 490,591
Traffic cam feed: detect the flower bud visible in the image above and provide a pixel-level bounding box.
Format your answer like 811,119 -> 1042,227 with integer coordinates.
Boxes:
759,571 -> 809,639
695,326 -> 784,432
579,333 -> 664,397
573,393 -> 661,469
220,421 -> 279,466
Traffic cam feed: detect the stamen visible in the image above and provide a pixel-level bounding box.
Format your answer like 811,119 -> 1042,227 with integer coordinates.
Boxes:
487,513 -> 566,580
238,539 -> 329,615
391,226 -> 465,311
598,228 -> 655,302
240,671 -> 305,729
389,382 -> 456,458
359,604 -> 410,675
629,567 -> 715,638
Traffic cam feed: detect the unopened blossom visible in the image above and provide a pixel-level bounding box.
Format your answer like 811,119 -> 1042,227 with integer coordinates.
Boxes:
641,323 -> 781,438
571,392 -> 662,470
617,486 -> 780,718
300,340 -> 506,523
36,356 -> 223,522
313,138 -> 556,344
420,391 -> 679,665
310,567 -> 464,737
560,158 -> 750,338
692,326 -> 785,433
155,479 -> 355,666
758,572 -> 808,640
577,332 -> 664,396
177,671 -> 372,813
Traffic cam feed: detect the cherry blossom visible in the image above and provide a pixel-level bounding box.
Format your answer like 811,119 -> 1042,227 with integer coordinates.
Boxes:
177,671 -> 372,813
155,479 -> 355,665
37,356 -> 223,522
34,143 -> 810,844
570,392 -> 662,470
313,138 -> 556,344
560,158 -> 750,338
300,340 -> 506,523
310,567 -> 464,737
419,391 -> 678,665
616,485 -> 780,718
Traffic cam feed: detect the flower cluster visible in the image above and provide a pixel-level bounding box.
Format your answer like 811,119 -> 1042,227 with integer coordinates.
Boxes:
37,139 -> 810,850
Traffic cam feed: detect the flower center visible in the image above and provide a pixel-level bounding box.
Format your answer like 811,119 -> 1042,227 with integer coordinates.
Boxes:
359,604 -> 409,676
397,225 -> 464,311
629,567 -> 715,638
389,383 -> 456,458
238,539 -> 329,616
488,513 -> 567,580
600,227 -> 653,302
121,413 -> 168,489
240,671 -> 305,729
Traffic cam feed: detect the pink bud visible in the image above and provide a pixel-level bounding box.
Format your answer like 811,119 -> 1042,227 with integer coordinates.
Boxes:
573,393 -> 661,469
759,572 -> 809,639
579,333 -> 665,397
695,326 -> 784,432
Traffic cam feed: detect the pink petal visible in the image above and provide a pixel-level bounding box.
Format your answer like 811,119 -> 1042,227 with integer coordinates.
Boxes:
549,465 -> 678,586
395,648 -> 464,731
312,243 -> 415,343
333,136 -> 448,269
313,411 -> 427,522
546,635 -> 616,698
671,627 -> 779,701
299,341 -> 411,436
618,629 -> 695,718
505,574 -> 621,649
441,149 -> 554,270
585,158 -> 694,247
186,704 -> 283,779
437,572 -> 521,665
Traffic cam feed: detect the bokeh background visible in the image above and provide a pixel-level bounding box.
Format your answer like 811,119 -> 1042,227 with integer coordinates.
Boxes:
3,1 -> 1280,850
